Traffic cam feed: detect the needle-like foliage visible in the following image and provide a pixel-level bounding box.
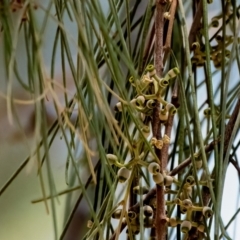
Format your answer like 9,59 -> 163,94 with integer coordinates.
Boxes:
1,1 -> 240,240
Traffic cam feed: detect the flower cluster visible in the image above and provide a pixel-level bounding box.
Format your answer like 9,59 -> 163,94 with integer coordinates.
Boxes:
106,65 -> 213,237
115,65 -> 179,122
191,34 -> 233,68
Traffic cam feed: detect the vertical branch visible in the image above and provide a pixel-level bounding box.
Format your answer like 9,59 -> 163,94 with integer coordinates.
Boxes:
163,0 -> 177,56
154,1 -> 165,77
154,1 -> 167,240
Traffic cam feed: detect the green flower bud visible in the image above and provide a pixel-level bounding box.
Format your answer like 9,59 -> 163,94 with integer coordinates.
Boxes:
164,175 -> 173,186
186,175 -> 195,186
202,206 -> 213,218
145,64 -> 156,77
117,167 -> 130,183
136,95 -> 146,107
181,220 -> 192,233
159,78 -> 169,88
152,172 -> 164,185
106,154 -> 118,165
182,199 -> 193,209
141,125 -> 150,138
159,109 -> 169,121
146,99 -> 157,109
141,75 -> 153,84
203,108 -> 211,116
165,103 -> 177,115
211,17 -> 219,27
164,67 -> 180,81
192,42 -> 200,51
225,49 -> 230,58
129,76 -> 136,86
148,162 -> 161,175
168,218 -> 178,227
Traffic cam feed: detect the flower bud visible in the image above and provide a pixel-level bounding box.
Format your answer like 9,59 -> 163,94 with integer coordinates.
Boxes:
165,67 -> 180,81
141,75 -> 153,84
146,99 -> 156,109
143,205 -> 153,217
152,172 -> 164,185
129,76 -> 135,86
148,162 -> 161,175
186,175 -> 195,185
168,218 -> 178,227
159,78 -> 169,88
159,109 -> 169,121
141,125 -> 150,138
136,95 -> 145,107
181,220 -> 192,233
106,154 -> 118,165
203,108 -> 211,116
211,17 -> 219,27
202,206 -> 213,218
165,103 -> 177,115
117,167 -> 130,183
182,199 -> 193,209
164,175 -> 173,186
145,64 -> 156,76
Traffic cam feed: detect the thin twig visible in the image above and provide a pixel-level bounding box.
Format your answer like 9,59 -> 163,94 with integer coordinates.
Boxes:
188,0 -> 203,48
163,0 -> 177,57
229,157 -> 240,176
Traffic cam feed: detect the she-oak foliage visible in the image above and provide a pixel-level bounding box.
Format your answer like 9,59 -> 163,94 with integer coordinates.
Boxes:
0,0 -> 240,240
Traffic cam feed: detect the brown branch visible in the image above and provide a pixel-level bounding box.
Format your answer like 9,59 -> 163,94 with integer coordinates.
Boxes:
188,0 -> 203,48
163,0 -> 178,57
154,1 -> 167,240
170,137 -> 219,176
